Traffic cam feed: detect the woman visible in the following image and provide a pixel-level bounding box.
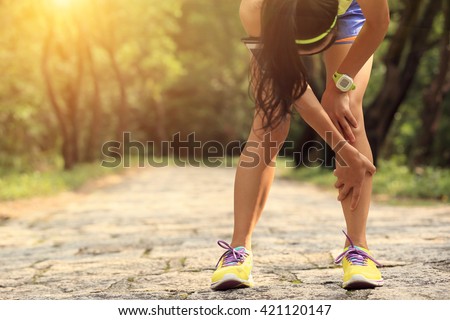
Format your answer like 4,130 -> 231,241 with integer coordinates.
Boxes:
211,0 -> 390,291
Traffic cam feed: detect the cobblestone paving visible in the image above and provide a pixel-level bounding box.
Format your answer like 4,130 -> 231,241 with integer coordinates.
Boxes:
1,166 -> 449,299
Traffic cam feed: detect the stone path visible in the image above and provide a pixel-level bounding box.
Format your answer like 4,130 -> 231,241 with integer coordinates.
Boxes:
0,166 -> 449,299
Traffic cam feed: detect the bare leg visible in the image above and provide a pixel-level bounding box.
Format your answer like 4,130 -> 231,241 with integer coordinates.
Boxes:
230,109 -> 291,250
323,44 -> 374,249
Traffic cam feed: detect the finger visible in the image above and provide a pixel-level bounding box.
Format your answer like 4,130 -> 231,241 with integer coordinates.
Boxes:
338,185 -> 351,201
339,117 -> 356,143
362,158 -> 376,175
338,122 -> 346,138
345,111 -> 358,129
368,163 -> 377,175
351,186 -> 362,210
334,180 -> 344,189
333,169 -> 337,177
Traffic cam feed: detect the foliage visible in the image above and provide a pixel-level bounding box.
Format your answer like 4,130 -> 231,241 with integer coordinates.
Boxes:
0,0 -> 449,201
280,158 -> 450,203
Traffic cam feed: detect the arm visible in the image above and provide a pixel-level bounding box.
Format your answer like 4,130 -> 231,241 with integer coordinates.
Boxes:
333,0 -> 390,80
322,0 -> 390,142
294,87 -> 376,210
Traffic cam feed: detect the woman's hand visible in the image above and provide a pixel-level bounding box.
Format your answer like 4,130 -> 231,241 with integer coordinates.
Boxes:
321,85 -> 358,143
292,87 -> 374,210
334,144 -> 376,210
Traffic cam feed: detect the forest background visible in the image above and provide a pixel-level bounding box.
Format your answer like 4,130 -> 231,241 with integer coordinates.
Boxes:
0,0 -> 449,203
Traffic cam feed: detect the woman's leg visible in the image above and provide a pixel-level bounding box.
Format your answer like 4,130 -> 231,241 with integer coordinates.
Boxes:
323,44 -> 374,249
230,108 -> 291,250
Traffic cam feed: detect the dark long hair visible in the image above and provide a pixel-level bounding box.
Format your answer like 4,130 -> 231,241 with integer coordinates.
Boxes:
251,0 -> 339,131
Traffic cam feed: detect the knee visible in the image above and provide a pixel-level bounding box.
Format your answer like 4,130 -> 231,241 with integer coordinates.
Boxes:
351,122 -> 367,140
348,100 -> 366,137
348,121 -> 373,160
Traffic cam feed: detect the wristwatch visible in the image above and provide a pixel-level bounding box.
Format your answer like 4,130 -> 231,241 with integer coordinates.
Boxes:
333,72 -> 356,92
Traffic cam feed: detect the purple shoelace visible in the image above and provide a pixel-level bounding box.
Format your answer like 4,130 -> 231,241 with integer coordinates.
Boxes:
215,240 -> 249,268
334,230 -> 382,267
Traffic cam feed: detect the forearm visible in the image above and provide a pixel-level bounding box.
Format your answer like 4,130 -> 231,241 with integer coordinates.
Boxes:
295,88 -> 376,210
334,27 -> 387,80
332,0 -> 390,80
294,87 -> 355,156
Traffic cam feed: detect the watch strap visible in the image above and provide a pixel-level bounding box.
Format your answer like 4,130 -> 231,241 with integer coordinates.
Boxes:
333,72 -> 356,91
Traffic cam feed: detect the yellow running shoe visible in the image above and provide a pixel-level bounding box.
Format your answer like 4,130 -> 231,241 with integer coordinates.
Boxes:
335,230 -> 384,290
211,240 -> 254,291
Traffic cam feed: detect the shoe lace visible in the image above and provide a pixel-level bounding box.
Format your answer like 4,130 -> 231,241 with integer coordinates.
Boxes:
215,240 -> 249,268
334,230 -> 382,267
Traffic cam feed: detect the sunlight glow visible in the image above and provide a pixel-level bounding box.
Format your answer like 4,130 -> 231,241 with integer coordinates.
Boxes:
52,0 -> 73,8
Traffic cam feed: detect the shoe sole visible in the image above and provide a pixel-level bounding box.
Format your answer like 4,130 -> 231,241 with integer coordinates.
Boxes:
343,274 -> 384,290
211,273 -> 254,291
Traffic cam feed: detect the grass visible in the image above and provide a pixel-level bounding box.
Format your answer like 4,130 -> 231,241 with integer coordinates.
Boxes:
0,154 -> 237,202
0,154 -> 197,202
164,260 -> 171,272
278,157 -> 450,205
179,257 -> 187,267
0,162 -> 125,201
2,154 -> 448,205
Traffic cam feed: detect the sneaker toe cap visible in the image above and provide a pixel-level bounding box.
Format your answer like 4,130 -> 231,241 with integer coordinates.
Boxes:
211,265 -> 251,283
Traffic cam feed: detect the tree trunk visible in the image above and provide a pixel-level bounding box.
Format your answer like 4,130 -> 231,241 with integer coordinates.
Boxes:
364,0 -> 443,164
108,49 -> 128,156
84,37 -> 102,162
41,17 -> 75,170
412,2 -> 450,166
153,98 -> 168,157
66,26 -> 84,165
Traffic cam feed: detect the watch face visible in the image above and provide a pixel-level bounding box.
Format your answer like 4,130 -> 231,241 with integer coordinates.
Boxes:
340,79 -> 350,88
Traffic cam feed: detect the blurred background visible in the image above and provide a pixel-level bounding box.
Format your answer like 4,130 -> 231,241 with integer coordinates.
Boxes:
0,0 -> 449,203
